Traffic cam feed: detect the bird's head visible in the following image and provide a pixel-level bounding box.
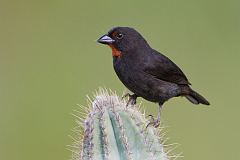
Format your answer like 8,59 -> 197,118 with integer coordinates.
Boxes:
97,27 -> 149,57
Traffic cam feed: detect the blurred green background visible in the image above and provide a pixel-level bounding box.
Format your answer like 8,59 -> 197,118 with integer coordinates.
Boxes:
0,0 -> 239,160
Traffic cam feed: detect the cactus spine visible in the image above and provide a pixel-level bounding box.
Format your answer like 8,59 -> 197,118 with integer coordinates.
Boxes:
70,89 -> 178,160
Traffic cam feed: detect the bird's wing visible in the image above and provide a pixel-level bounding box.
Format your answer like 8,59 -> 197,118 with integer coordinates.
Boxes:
143,50 -> 191,85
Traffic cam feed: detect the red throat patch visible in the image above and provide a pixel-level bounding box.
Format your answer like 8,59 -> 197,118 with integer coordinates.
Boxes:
108,45 -> 121,57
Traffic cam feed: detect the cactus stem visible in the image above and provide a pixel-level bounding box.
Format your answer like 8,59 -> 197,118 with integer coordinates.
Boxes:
70,88 -> 181,160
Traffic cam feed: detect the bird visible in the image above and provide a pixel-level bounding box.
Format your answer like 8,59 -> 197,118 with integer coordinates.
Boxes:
97,26 -> 210,128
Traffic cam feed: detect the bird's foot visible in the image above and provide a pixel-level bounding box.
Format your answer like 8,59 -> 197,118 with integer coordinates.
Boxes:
122,93 -> 137,107
146,115 -> 160,128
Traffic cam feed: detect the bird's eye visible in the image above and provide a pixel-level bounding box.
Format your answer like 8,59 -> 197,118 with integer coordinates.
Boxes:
116,33 -> 123,39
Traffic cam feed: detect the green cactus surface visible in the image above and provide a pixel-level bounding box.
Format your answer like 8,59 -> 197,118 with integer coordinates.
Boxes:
70,89 -> 179,160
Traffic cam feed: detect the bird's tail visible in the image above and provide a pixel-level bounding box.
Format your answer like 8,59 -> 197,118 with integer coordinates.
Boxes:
182,87 -> 210,105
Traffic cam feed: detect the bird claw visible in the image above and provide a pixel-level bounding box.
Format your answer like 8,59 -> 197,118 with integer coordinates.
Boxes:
146,114 -> 160,128
122,93 -> 137,107
126,97 -> 136,107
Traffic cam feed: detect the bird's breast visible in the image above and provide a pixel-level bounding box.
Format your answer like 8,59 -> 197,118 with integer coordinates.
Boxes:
113,57 -> 136,87
113,57 -> 153,97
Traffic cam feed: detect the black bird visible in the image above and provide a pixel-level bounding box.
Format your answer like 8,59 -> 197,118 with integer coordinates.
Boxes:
97,27 -> 210,127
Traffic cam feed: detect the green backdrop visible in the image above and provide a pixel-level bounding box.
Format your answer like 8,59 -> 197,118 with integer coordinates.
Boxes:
0,0 -> 239,160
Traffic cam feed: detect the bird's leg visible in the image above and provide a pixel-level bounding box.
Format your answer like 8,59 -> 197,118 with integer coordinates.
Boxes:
122,93 -> 138,107
126,94 -> 138,107
146,103 -> 163,128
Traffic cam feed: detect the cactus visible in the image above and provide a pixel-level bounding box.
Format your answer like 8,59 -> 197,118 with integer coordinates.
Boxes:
70,89 -> 180,160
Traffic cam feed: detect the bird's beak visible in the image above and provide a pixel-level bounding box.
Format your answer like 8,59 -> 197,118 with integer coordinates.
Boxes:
97,34 -> 115,44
